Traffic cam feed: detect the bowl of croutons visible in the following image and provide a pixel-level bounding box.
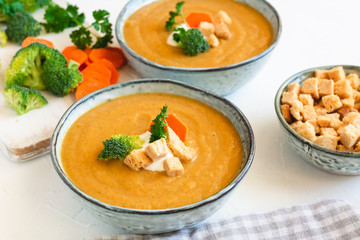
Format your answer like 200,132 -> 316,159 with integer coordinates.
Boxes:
275,65 -> 360,175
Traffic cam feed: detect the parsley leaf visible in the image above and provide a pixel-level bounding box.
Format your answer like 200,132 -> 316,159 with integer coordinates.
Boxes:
173,28 -> 209,56
150,105 -> 168,143
165,1 -> 185,31
91,10 -> 113,49
70,26 -> 92,50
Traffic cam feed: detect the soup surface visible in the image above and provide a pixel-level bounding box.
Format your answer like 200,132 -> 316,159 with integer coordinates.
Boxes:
61,93 -> 243,209
123,0 -> 273,68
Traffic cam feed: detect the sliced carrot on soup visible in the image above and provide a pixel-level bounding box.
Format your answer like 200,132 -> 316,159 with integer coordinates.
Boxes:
186,12 -> 213,28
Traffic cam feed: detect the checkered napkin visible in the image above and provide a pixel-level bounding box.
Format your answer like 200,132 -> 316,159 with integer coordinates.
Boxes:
91,199 -> 360,240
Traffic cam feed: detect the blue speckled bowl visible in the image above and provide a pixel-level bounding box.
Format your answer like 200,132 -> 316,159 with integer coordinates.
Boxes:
51,79 -> 255,234
275,65 -> 360,175
115,0 -> 281,96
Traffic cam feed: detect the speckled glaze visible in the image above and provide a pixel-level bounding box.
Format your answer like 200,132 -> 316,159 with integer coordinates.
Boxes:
275,65 -> 360,175
51,79 -> 255,234
115,0 -> 281,96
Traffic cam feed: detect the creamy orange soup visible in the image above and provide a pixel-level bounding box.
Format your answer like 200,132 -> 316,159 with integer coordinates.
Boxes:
61,93 -> 243,209
123,0 -> 273,68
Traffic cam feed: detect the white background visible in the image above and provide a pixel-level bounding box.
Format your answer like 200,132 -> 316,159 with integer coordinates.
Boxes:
1,0 -> 360,239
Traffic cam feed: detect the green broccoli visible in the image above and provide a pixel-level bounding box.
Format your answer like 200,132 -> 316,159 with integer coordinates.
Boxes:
42,59 -> 82,96
0,29 -> 7,47
4,0 -> 50,12
5,42 -> 82,96
173,28 -> 209,56
5,11 -> 41,44
3,85 -> 47,115
0,0 -> 24,22
98,134 -> 144,161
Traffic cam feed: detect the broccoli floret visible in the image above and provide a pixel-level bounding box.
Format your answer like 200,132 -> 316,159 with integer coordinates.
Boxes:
173,28 -> 209,56
4,0 -> 50,12
0,29 -> 7,47
5,42 -> 82,97
3,85 -> 47,115
0,0 -> 24,22
98,134 -> 144,160
5,11 -> 41,44
42,59 -> 82,96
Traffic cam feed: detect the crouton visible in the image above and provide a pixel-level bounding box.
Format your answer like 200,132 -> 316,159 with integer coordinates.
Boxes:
124,149 -> 153,171
280,104 -> 292,123
199,21 -> 215,37
341,97 -> 355,108
299,94 -> 314,106
336,144 -> 352,152
167,127 -> 197,162
334,79 -> 352,98
328,66 -> 346,81
281,91 -> 298,106
215,22 -> 232,39
145,138 -> 172,161
322,95 -> 342,112
314,105 -> 327,115
314,135 -> 339,150
286,83 -> 301,95
343,112 -> 360,127
318,79 -> 334,96
302,77 -> 319,99
339,124 -> 360,148
290,121 -> 303,132
308,119 -> 321,134
302,105 -> 317,121
214,10 -> 232,25
354,102 -> 360,111
352,89 -> 360,103
295,121 -> 316,141
290,100 -> 303,121
320,127 -> 338,137
206,34 -> 219,48
164,157 -> 184,177
317,113 -> 342,129
314,70 -> 329,79
346,73 -> 360,89
337,107 -> 358,119
354,142 -> 360,152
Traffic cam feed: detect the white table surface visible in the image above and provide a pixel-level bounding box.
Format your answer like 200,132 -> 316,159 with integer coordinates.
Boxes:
2,0 -> 360,239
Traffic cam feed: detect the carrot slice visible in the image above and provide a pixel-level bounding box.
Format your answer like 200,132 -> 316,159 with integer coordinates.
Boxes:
94,59 -> 119,85
82,70 -> 111,86
88,47 -> 126,68
82,62 -> 112,81
185,12 -> 213,28
75,78 -> 107,100
166,114 -> 188,141
62,48 -> 88,66
22,37 -> 54,48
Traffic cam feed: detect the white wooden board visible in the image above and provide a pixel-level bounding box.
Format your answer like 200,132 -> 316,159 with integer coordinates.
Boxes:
0,5 -> 140,162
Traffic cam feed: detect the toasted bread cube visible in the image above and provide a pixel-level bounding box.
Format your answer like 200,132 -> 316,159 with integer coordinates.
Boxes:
295,121 -> 316,141
328,66 -> 346,81
354,103 -> 360,111
281,91 -> 298,106
337,107 -> 358,119
314,105 -> 327,115
308,119 -> 321,134
322,95 -> 342,112
346,73 -> 360,89
145,138 -> 171,161
334,79 -> 352,98
341,97 -> 355,108
314,135 -> 339,150
352,90 -> 360,103
339,124 -> 360,148
337,144 -> 351,152
302,105 -> 317,121
314,70 -> 329,79
302,78 -> 319,99
286,83 -> 301,95
299,94 -> 314,106
281,104 -> 292,123
290,100 -> 303,121
290,121 -> 303,132
199,21 -> 215,37
320,127 -> 338,137
343,112 -> 360,127
317,113 -> 342,129
215,10 -> 232,25
215,22 -> 232,39
124,149 -> 153,171
318,79 -> 334,96
206,34 -> 219,48
167,127 -> 197,162
354,142 -> 360,152
164,157 -> 184,177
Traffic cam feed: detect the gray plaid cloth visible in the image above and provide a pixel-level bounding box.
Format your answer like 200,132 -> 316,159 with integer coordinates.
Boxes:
90,199 -> 360,240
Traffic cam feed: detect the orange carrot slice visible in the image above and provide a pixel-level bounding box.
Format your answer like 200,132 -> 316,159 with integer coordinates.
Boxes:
88,47 -> 126,68
62,47 -> 88,66
82,70 -> 111,86
94,59 -> 119,85
22,37 -> 54,48
75,78 -> 107,100
186,12 -> 213,28
82,62 -> 112,81
166,114 -> 188,141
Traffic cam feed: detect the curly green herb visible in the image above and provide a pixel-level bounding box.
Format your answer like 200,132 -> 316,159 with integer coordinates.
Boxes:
150,105 -> 168,143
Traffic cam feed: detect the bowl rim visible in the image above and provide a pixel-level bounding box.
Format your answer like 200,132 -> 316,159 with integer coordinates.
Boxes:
274,64 -> 360,158
51,78 -> 255,215
115,0 -> 282,72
